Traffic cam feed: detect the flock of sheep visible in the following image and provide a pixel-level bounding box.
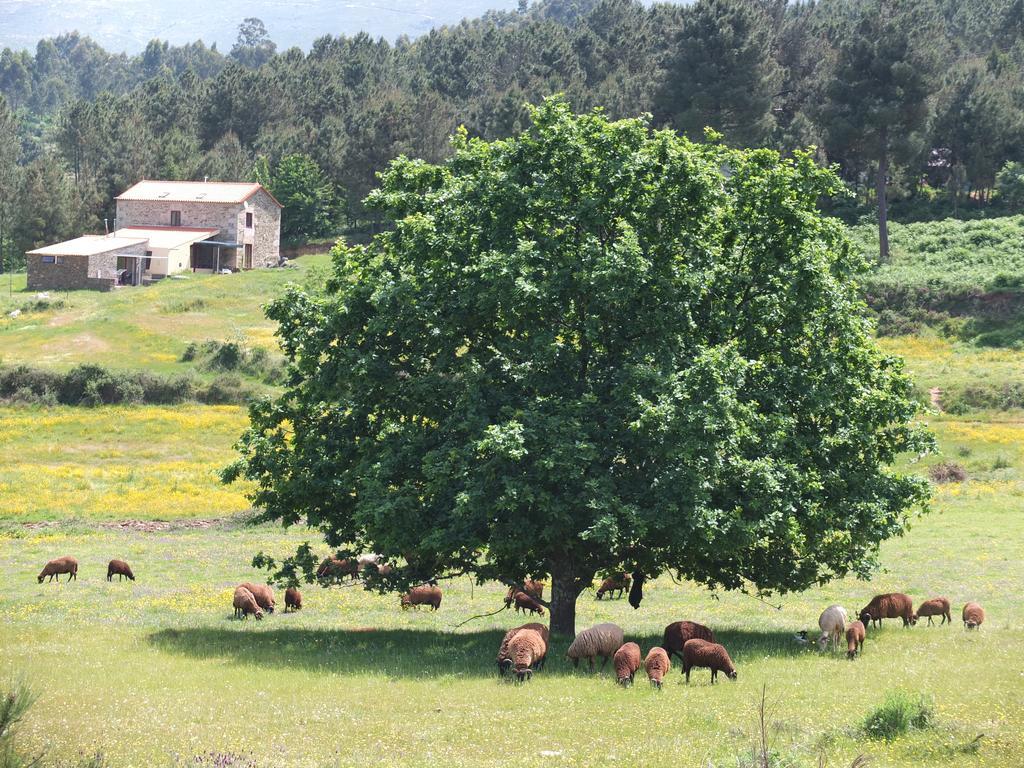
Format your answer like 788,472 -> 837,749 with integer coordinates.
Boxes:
36,555 -> 987,688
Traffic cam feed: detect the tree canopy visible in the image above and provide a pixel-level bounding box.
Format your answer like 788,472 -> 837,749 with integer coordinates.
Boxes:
226,99 -> 933,635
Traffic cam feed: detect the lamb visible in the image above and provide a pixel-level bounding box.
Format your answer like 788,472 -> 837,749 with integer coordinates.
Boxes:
644,647 -> 671,689
846,620 -> 866,660
507,628 -> 548,682
401,584 -> 442,610
37,556 -> 78,583
106,559 -> 135,582
512,591 -> 545,616
962,602 -> 985,629
284,587 -> 302,612
682,639 -> 737,684
613,642 -> 642,686
817,605 -> 848,652
233,586 -> 263,620
566,623 -> 624,671
914,596 -> 952,626
504,579 -> 545,607
661,621 -> 715,667
239,582 -> 275,614
595,573 -> 631,600
497,622 -> 549,676
858,593 -> 915,628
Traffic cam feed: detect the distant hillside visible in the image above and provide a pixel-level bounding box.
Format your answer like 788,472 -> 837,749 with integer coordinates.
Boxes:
0,0 -> 522,53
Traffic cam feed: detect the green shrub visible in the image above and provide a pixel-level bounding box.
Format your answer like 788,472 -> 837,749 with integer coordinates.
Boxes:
201,374 -> 258,405
996,161 -> 1024,209
180,339 -> 285,385
863,691 -> 935,739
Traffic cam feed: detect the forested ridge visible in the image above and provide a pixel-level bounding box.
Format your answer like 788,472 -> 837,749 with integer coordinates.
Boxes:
3,0 -> 1024,265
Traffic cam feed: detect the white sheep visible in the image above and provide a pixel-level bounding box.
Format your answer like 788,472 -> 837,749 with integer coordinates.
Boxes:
817,605 -> 848,652
566,623 -> 624,672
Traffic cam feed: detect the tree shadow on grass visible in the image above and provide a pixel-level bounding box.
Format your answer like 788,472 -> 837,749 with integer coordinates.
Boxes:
147,624 -> 815,679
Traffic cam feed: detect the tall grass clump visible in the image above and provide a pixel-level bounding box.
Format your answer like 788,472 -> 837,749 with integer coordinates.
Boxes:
863,691 -> 935,739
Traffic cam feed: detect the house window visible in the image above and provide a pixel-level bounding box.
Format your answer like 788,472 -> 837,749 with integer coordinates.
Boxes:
245,212 -> 253,228
41,255 -> 55,264
55,256 -> 64,265
244,244 -> 253,269
170,210 -> 181,226
144,251 -> 152,271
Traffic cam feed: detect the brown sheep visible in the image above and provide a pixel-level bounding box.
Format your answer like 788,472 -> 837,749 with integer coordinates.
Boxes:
682,639 -> 737,684
512,591 -> 545,616
644,647 -> 671,689
106,559 -> 135,582
595,573 -> 631,600
239,582 -> 276,614
846,620 -> 866,660
963,602 -> 985,629
508,628 -> 548,682
284,587 -> 302,612
913,597 -> 951,626
858,593 -> 915,628
497,623 -> 549,676
401,584 -> 442,610
317,557 -> 359,582
613,642 -> 642,686
233,586 -> 263,620
37,556 -> 78,584
504,579 -> 545,607
661,621 -> 715,668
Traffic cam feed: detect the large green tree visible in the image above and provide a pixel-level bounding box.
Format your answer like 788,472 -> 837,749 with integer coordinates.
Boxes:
228,101 -> 932,635
263,153 -> 339,242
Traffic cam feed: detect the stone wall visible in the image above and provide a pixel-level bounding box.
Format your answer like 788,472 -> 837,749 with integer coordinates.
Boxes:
27,243 -> 146,292
250,189 -> 282,267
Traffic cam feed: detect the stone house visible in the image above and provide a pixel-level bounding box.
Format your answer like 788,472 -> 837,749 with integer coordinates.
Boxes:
27,180 -> 282,291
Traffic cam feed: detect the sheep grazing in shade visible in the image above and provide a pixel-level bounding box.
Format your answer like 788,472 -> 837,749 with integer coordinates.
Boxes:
682,639 -> 737,684
567,623 -> 625,671
914,596 -> 952,626
239,582 -> 275,614
233,586 -> 263,620
512,591 -> 545,616
613,642 -> 642,686
858,593 -> 915,628
497,623 -> 549,676
317,557 -> 359,582
37,556 -> 78,584
817,605 -> 848,652
504,579 -> 545,607
846,620 -> 866,660
595,573 -> 631,600
106,559 -> 135,582
661,621 -> 715,668
508,628 -> 548,682
644,647 -> 671,689
284,587 -> 302,612
963,602 -> 985,630
401,584 -> 442,610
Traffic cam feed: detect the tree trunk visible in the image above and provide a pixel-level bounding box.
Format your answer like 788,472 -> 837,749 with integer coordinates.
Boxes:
548,564 -> 591,638
876,135 -> 890,264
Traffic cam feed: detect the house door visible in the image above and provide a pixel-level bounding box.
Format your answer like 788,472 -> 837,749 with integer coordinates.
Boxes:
244,244 -> 253,269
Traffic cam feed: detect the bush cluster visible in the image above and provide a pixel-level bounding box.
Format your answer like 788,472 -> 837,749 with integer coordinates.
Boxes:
181,340 -> 285,385
943,382 -> 1024,414
928,461 -> 968,484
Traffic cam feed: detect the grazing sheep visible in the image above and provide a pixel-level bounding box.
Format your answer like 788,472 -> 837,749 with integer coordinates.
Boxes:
106,559 -> 135,582
512,591 -> 545,616
595,573 -> 631,600
846,620 -> 866,660
682,639 -> 737,684
644,647 -> 671,689
284,587 -> 302,612
401,584 -> 442,610
233,586 -> 263,620
317,557 -> 359,582
566,623 -> 625,672
239,582 -> 276,614
914,597 -> 952,626
661,621 -> 716,667
817,605 -> 848,652
858,593 -> 915,628
613,642 -> 642,686
963,602 -> 985,629
356,553 -> 381,571
37,556 -> 78,584
508,628 -> 548,682
497,623 -> 549,676
504,579 -> 545,607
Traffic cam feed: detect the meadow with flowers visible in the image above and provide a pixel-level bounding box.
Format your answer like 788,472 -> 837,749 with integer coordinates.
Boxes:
0,246 -> 1022,767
